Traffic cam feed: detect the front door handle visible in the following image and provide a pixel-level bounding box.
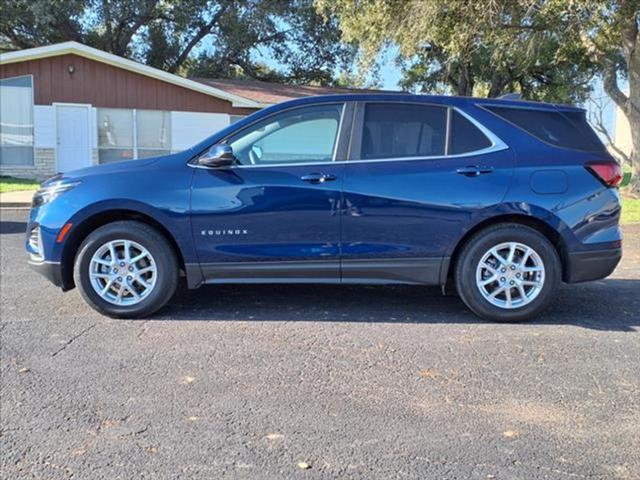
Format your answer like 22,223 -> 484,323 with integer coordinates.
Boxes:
301,173 -> 337,184
456,165 -> 494,177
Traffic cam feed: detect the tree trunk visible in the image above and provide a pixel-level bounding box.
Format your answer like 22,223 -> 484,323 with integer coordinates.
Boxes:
627,107 -> 640,197
600,2 -> 640,196
623,14 -> 640,197
488,74 -> 509,98
456,62 -> 474,96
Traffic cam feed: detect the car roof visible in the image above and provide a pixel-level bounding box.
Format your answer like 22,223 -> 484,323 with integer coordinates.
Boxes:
267,92 -> 585,113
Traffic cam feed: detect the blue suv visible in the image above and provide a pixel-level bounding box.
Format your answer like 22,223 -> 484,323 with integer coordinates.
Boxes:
26,94 -> 623,321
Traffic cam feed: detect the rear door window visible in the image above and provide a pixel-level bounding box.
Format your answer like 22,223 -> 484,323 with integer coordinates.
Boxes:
360,103 -> 447,159
484,105 -> 606,153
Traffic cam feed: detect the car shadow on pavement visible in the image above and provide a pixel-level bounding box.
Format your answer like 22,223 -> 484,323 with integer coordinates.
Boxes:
0,220 -> 27,234
155,279 -> 640,332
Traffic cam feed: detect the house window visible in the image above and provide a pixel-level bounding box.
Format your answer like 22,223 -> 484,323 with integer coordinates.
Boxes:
136,110 -> 171,158
97,108 -> 171,163
98,108 -> 134,163
230,115 -> 245,124
0,75 -> 34,166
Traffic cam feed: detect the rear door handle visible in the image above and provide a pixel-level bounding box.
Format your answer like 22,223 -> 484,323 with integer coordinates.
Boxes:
456,165 -> 494,177
301,173 -> 337,184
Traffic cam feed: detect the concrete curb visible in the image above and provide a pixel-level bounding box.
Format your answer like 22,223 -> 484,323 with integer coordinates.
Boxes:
1,203 -> 31,208
0,190 -> 35,209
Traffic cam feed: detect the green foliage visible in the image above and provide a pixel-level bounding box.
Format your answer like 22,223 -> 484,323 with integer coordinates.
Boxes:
0,176 -> 39,193
318,0 -> 639,195
0,0 -> 86,48
317,0 -> 602,102
0,0 -> 355,85
621,196 -> 640,224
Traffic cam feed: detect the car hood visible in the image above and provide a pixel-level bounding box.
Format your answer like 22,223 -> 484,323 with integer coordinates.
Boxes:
39,152 -> 192,187
57,157 -> 162,180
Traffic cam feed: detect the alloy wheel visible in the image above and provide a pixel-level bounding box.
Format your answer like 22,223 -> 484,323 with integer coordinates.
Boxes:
475,241 -> 545,309
88,239 -> 157,306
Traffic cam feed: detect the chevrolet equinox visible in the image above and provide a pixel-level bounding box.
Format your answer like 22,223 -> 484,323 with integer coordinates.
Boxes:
26,94 -> 623,321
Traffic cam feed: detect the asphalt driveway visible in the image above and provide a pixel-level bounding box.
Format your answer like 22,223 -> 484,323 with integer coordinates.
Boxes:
1,208 -> 639,479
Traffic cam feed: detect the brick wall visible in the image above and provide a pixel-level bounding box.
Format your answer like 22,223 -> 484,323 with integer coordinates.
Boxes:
0,148 -> 56,181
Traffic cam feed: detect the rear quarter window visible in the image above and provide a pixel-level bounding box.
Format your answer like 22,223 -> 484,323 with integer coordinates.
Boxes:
448,111 -> 492,154
484,105 -> 606,153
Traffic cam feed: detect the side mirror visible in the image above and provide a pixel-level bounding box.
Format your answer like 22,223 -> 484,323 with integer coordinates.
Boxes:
199,144 -> 236,168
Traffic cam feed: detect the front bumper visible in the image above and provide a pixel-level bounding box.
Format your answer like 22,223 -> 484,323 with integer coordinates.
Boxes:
28,259 -> 65,289
565,248 -> 622,283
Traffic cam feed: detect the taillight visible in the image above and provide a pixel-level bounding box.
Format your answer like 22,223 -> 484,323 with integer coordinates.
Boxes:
586,161 -> 623,187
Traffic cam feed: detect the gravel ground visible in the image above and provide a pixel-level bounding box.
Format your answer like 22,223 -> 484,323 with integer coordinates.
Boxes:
1,208 -> 639,480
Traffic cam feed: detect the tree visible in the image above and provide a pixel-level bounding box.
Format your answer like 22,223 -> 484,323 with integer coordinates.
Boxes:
0,0 -> 354,86
316,0 -> 597,103
317,0 -> 640,194
588,95 -> 631,166
568,0 -> 640,195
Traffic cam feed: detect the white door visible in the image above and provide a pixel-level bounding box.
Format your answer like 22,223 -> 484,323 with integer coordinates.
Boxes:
56,105 -> 91,172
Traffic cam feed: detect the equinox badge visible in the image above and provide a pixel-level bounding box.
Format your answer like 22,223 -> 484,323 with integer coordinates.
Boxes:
201,229 -> 249,236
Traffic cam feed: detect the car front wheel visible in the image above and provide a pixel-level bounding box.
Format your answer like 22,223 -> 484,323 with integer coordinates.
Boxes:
73,221 -> 179,318
454,223 -> 561,322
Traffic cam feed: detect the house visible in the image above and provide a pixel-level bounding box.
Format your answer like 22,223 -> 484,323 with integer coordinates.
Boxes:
0,41 -> 379,180
613,102 -> 633,161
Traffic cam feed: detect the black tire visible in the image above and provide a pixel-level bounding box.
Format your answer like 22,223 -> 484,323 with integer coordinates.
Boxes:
454,223 -> 561,322
73,221 -> 179,318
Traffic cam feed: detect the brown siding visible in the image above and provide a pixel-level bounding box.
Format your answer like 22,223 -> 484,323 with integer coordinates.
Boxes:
0,54 -> 258,115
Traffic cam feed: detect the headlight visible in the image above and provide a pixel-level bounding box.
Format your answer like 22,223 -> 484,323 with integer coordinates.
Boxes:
32,180 -> 81,207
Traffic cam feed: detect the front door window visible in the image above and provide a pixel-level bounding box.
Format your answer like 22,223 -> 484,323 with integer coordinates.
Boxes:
227,104 -> 343,165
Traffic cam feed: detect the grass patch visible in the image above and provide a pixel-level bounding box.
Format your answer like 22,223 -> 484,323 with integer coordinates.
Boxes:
621,195 -> 640,225
0,176 -> 40,193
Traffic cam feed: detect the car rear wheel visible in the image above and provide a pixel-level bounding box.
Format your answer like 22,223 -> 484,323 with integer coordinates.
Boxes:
454,223 -> 561,322
74,221 -> 178,318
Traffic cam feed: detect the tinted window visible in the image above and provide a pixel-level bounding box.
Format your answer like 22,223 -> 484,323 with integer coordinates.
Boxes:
228,104 -> 343,165
449,111 -> 492,154
361,103 -> 447,159
485,106 -> 606,152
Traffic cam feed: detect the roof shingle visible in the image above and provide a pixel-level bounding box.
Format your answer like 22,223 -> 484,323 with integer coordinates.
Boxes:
191,78 -> 400,105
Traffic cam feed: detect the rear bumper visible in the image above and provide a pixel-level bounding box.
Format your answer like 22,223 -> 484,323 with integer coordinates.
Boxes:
565,248 -> 622,283
28,259 -> 65,289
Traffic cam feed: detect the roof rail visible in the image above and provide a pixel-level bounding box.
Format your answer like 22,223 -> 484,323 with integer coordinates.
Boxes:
498,93 -> 522,100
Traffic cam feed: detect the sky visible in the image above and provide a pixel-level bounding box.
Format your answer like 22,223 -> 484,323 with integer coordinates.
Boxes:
373,47 -> 404,90
206,35 -> 622,140
372,49 -> 622,141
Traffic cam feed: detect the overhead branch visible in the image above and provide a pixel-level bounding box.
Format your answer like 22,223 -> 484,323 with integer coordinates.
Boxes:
114,3 -> 158,55
169,6 -> 229,73
589,96 -> 630,164
593,120 -> 630,164
603,61 -> 630,111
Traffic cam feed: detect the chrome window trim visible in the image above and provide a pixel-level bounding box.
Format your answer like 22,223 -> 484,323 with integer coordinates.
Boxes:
188,105 -> 509,170
453,107 -> 508,152
188,144 -> 509,169
339,143 -> 508,166
350,105 -> 508,163
189,160 -> 340,170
